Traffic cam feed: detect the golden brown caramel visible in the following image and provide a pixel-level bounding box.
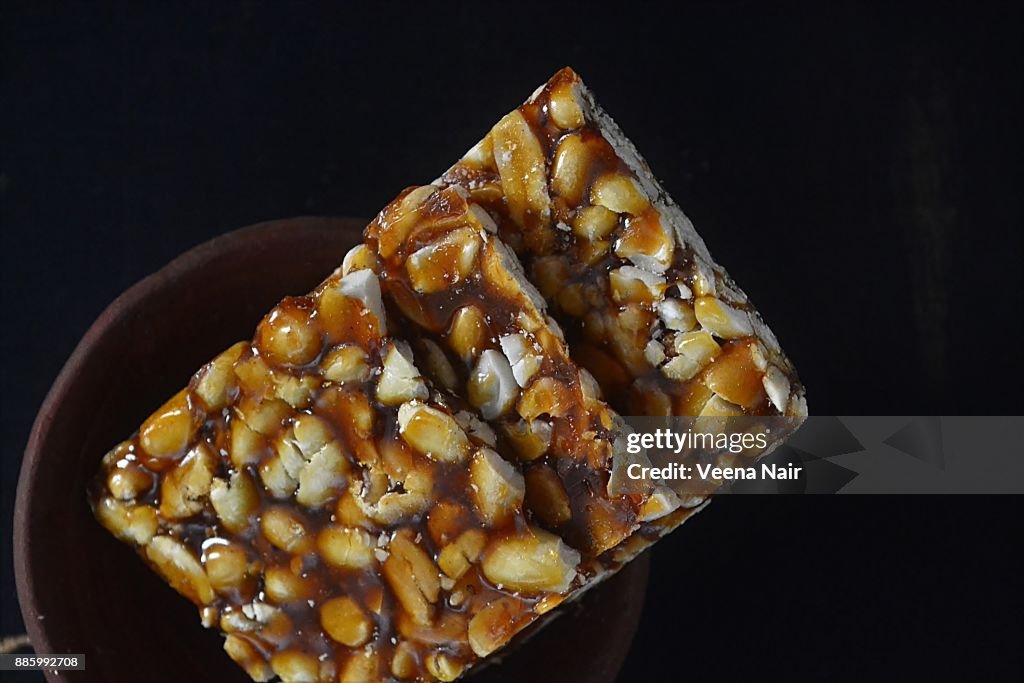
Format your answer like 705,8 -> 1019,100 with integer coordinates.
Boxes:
439,67 -> 806,421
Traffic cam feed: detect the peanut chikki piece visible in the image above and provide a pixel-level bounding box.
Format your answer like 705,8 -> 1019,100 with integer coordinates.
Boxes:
90,201 -> 699,681
438,67 -> 807,421
363,184 -> 650,559
362,183 -> 707,550
91,70 -> 808,682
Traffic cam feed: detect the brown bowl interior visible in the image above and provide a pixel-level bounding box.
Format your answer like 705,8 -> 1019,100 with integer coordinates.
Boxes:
15,217 -> 649,682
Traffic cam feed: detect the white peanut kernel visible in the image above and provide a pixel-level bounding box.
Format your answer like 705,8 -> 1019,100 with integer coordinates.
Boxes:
499,333 -> 542,388
139,389 -> 194,464
407,227 -> 482,294
573,205 -> 619,241
159,443 -> 216,520
377,341 -> 428,406
662,331 -> 722,381
492,110 -> 551,229
203,541 -> 250,595
763,365 -> 792,413
95,497 -> 158,545
336,269 -> 387,334
320,596 -> 372,647
322,344 -> 370,384
470,448 -> 526,526
382,530 -> 441,625
609,266 -> 667,304
447,305 -> 488,362
341,243 -> 377,276
269,650 -> 319,683
145,535 -> 215,605
658,299 -> 697,332
481,527 -> 580,594
467,349 -> 518,420
694,296 -> 754,339
318,526 -> 375,570
260,506 -> 311,554
551,133 -> 591,205
210,470 -> 259,533
591,174 -> 649,215
397,402 -> 471,464
548,80 -> 586,129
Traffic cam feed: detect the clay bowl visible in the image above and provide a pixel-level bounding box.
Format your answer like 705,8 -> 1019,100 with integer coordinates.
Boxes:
15,217 -> 650,682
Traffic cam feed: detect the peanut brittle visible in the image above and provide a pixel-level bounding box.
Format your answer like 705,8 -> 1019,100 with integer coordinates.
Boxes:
363,181 -> 714,541
362,184 -> 663,558
91,191 -> 700,682
90,69 -> 808,683
438,67 -> 807,421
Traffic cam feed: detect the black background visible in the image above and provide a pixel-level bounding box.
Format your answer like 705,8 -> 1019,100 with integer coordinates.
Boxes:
3,2 -> 1022,681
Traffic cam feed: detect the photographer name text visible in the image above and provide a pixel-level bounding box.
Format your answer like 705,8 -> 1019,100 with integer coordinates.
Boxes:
626,462 -> 803,481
